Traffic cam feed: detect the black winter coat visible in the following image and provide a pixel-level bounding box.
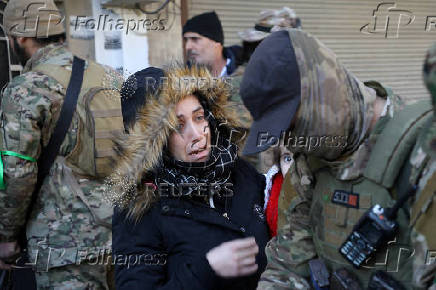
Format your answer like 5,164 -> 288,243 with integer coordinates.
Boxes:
113,159 -> 269,290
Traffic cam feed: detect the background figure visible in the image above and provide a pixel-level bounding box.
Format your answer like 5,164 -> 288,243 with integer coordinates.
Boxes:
182,11 -> 259,169
0,0 -> 124,288
262,145 -> 293,237
183,11 -> 239,77
238,7 -> 301,64
409,43 -> 436,290
240,29 -> 433,289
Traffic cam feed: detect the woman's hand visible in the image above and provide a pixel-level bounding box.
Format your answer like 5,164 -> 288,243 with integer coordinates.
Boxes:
206,237 -> 259,277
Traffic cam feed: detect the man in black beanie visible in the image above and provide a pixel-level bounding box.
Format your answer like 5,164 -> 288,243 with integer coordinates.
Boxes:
183,11 -> 240,77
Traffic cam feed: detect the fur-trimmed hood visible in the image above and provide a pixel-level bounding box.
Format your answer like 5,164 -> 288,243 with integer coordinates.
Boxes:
105,65 -> 243,220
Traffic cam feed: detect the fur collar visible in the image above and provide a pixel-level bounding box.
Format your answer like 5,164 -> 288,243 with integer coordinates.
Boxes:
105,65 -> 243,221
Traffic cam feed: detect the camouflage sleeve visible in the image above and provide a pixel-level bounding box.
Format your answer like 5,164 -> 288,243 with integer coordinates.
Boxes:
410,157 -> 436,289
0,74 -> 60,242
257,154 -> 316,290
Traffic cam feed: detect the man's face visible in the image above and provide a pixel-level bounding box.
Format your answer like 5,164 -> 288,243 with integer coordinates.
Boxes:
8,36 -> 30,66
183,32 -> 221,68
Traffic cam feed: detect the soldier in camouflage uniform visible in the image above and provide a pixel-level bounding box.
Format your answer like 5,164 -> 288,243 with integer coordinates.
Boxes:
232,7 -> 301,173
240,29 -> 433,289
408,43 -> 436,290
0,0 -> 124,289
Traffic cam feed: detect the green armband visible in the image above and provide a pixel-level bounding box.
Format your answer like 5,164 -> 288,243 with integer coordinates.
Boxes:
0,150 -> 37,190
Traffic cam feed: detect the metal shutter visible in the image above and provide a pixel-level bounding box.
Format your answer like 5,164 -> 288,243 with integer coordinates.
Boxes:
188,0 -> 436,100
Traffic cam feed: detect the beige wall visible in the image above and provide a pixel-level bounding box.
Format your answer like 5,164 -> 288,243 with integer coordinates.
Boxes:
64,0 -> 183,70
64,0 -> 95,60
189,0 -> 435,100
147,0 -> 184,67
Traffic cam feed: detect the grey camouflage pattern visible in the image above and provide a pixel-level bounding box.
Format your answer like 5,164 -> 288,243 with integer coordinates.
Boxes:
408,42 -> 436,290
0,43 -> 119,288
257,29 -> 416,290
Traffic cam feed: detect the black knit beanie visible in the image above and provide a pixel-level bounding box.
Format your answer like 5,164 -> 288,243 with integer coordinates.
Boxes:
182,11 -> 224,44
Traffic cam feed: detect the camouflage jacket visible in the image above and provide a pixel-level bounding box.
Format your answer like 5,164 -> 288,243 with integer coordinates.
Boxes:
409,43 -> 436,290
257,96 -> 433,289
228,64 -> 252,130
0,43 -> 117,270
409,116 -> 436,290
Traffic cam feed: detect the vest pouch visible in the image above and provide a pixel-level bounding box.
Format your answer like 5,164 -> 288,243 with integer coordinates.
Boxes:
62,161 -> 112,229
311,172 -> 371,266
33,61 -> 125,179
65,63 -> 124,178
312,171 -> 413,286
311,171 -> 385,287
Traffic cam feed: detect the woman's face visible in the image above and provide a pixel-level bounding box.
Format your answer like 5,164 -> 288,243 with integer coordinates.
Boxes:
169,95 -> 211,162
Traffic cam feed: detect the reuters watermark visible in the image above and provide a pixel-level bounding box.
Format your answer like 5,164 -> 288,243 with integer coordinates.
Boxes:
143,182 -> 234,198
121,76 -> 234,101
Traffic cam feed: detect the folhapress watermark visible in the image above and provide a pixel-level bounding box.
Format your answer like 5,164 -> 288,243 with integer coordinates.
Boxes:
8,2 -> 64,38
8,3 -> 170,38
23,245 -> 167,272
361,2 -> 436,38
256,131 -> 348,152
71,14 -> 168,36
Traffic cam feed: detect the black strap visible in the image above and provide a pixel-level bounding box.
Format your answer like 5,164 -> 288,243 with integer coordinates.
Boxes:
34,56 -> 85,198
21,56 -> 85,241
13,56 -> 85,290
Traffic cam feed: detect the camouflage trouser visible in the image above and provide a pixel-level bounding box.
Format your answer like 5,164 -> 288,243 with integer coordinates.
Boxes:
34,263 -> 110,290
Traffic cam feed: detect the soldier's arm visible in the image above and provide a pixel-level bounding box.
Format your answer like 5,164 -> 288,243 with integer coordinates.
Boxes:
0,77 -> 55,242
257,154 -> 316,290
410,156 -> 436,289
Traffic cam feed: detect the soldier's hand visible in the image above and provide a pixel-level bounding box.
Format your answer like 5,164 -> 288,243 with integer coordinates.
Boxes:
0,242 -> 20,270
206,237 -> 258,278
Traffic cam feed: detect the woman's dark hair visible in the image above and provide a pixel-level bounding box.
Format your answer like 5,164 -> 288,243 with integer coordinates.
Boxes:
193,91 -> 211,114
33,32 -> 66,45
193,91 -> 216,133
192,91 -> 233,147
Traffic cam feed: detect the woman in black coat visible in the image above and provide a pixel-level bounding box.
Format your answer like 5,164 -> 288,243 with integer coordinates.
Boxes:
108,65 -> 269,290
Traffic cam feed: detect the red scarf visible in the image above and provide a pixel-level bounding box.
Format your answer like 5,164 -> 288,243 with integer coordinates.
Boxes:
266,173 -> 283,237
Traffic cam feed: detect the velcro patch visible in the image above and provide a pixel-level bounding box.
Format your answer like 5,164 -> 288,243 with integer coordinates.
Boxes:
331,190 -> 359,208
